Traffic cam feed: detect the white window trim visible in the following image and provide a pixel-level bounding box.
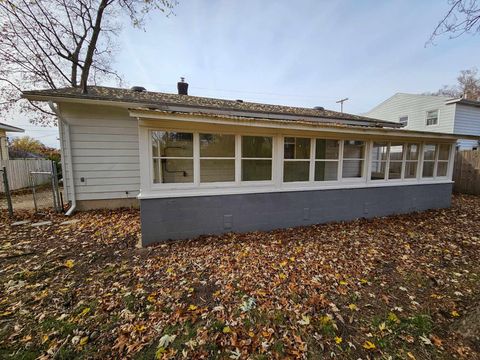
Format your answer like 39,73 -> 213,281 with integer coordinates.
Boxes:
138,126 -> 455,199
399,115 -> 409,126
425,109 -> 440,127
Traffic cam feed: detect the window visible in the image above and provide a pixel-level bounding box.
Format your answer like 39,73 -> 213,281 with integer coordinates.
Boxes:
152,131 -> 194,184
315,139 -> 340,181
342,140 -> 365,178
371,142 -> 388,180
436,144 -> 450,177
426,110 -> 438,126
283,137 -> 310,182
422,144 -> 436,177
200,133 -> 235,182
388,143 -> 404,180
242,136 -> 273,181
405,143 -> 419,179
399,116 -> 408,126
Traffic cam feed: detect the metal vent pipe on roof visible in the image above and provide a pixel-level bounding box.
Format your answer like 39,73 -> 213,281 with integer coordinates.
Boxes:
177,77 -> 188,95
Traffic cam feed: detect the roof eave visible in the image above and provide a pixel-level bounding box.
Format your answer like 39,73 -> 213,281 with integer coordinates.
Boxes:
22,91 -> 402,129
0,122 -> 24,132
130,107 -> 475,142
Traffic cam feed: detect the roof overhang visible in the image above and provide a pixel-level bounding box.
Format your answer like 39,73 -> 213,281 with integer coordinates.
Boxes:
445,98 -> 480,108
0,122 -> 24,133
130,108 -> 480,142
22,92 -> 403,129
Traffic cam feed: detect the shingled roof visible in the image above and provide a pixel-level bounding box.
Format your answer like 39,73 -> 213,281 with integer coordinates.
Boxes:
22,86 -> 402,128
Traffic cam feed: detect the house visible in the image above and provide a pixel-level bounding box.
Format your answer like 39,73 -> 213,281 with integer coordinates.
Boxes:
22,82 -> 479,246
365,93 -> 480,150
0,122 -> 24,160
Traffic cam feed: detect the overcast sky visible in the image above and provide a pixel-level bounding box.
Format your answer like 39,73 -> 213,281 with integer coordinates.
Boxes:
7,0 -> 480,147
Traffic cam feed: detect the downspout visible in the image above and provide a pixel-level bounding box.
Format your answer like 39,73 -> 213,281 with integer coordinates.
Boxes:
48,101 -> 76,215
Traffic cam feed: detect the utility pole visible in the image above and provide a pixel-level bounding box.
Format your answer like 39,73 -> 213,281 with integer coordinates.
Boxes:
336,97 -> 349,113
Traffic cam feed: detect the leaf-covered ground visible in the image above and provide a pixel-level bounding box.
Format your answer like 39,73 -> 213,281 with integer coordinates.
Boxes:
1,195 -> 480,359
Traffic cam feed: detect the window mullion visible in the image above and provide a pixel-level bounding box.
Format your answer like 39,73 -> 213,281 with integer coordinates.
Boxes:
193,133 -> 200,186
309,138 -> 315,182
338,140 -> 344,180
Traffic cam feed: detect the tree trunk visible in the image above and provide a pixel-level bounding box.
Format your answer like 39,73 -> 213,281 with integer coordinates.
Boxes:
79,0 -> 108,93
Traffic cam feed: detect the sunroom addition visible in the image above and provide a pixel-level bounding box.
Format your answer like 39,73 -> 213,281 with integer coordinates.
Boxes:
141,128 -> 454,198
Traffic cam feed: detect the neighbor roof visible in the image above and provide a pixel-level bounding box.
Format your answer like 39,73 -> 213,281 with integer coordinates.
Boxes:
22,86 -> 402,128
0,122 -> 24,133
445,97 -> 480,108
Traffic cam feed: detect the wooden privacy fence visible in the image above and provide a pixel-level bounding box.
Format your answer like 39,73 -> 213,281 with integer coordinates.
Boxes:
0,159 -> 52,192
453,150 -> 480,195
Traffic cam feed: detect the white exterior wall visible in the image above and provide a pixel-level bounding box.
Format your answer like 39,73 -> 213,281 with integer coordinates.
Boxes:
0,130 -> 8,160
59,103 -> 140,202
366,93 -> 455,134
453,104 -> 480,149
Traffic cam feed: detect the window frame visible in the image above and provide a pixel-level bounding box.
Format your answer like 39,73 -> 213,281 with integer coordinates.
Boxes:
151,130 -> 195,185
425,109 -> 439,126
199,132 -> 237,184
240,134 -> 275,184
341,140 -> 367,181
143,127 -> 455,197
282,136 -> 312,183
313,138 -> 341,183
399,115 -> 408,126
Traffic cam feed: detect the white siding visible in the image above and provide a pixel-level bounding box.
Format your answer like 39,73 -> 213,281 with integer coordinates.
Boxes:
453,104 -> 480,149
59,103 -> 140,201
366,93 -> 455,134
0,130 -> 8,160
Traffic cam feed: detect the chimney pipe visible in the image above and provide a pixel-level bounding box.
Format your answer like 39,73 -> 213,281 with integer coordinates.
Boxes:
177,77 -> 188,95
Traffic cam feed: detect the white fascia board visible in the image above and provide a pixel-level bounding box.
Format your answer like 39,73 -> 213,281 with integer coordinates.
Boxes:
130,109 -> 469,142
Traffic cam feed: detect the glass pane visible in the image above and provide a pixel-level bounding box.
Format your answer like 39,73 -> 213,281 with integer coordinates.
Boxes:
405,162 -> 417,178
200,159 -> 235,182
242,160 -> 272,181
388,161 -> 402,180
390,143 -> 404,161
315,161 -> 338,181
423,144 -> 436,161
152,131 -> 193,157
422,161 -> 434,178
371,161 -> 386,180
284,161 -> 310,182
372,142 -> 388,162
284,137 -> 310,159
342,159 -> 364,178
315,139 -> 340,159
406,144 -> 419,160
426,110 -> 438,125
343,140 -> 365,159
200,134 -> 235,157
438,144 -> 450,161
242,136 -> 272,158
437,161 -> 448,177
153,159 -> 193,183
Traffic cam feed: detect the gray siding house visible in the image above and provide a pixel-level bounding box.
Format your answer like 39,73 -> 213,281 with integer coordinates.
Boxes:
365,93 -> 480,150
23,83 -> 478,246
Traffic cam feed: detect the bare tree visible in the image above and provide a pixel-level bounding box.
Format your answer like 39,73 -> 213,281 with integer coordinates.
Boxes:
0,0 -> 176,125
427,68 -> 480,100
429,0 -> 480,43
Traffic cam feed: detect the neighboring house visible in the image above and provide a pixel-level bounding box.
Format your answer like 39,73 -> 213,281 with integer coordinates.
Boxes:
0,122 -> 24,160
23,82 -> 479,245
365,93 -> 480,150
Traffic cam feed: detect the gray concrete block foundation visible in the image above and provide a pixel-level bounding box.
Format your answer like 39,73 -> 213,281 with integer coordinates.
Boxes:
140,183 -> 452,246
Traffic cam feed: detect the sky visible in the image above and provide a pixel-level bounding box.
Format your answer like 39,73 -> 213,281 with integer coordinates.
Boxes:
6,0 -> 480,148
